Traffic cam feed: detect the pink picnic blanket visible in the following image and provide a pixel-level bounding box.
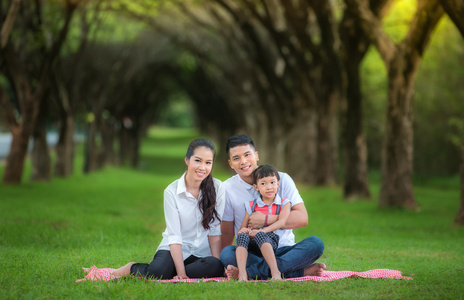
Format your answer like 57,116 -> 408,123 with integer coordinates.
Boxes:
76,266 -> 412,283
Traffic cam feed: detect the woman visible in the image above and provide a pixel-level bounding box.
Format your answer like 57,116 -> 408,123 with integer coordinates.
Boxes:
112,138 -> 225,279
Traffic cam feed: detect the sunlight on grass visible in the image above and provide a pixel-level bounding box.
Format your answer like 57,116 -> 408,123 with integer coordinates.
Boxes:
1,127 -> 463,299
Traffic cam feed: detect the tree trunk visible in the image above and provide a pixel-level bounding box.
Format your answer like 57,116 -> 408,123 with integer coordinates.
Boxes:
55,113 -> 75,177
342,43 -> 371,199
83,118 -> 99,173
345,0 -> 444,209
439,0 -> 464,37
285,108 -> 318,184
315,89 -> 339,185
100,118 -> 116,166
2,127 -> 30,184
379,54 -> 417,209
30,100 -> 51,181
1,77 -> 37,184
454,135 -> 464,225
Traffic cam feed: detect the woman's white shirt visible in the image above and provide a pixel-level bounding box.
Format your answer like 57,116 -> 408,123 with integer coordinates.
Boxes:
157,173 -> 225,260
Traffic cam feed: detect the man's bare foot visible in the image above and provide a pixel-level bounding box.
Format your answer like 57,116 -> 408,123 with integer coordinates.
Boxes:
226,265 -> 239,280
303,263 -> 326,277
226,265 -> 249,281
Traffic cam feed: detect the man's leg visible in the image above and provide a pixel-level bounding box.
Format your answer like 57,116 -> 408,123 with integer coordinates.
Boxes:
246,235 -> 325,279
220,245 -> 263,268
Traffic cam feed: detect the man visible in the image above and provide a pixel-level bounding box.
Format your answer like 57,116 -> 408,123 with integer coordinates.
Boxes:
220,134 -> 326,280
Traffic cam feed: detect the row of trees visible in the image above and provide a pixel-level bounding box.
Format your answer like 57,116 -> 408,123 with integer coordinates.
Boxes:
0,0 -> 463,224
125,0 -> 463,220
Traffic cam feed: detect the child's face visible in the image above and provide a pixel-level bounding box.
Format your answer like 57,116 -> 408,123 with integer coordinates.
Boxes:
253,175 -> 280,201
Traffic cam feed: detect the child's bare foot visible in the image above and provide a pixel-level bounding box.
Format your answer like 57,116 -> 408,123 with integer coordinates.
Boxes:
238,274 -> 249,282
303,263 -> 326,276
270,276 -> 283,281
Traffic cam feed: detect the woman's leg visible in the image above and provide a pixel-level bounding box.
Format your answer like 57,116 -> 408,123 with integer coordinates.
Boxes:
111,262 -> 136,277
184,255 -> 225,278
130,250 -> 176,279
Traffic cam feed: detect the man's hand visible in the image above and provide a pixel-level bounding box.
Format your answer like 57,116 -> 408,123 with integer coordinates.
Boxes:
248,211 -> 265,229
248,211 -> 278,229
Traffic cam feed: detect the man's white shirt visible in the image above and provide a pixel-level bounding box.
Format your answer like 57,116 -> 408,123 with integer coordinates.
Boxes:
222,172 -> 304,247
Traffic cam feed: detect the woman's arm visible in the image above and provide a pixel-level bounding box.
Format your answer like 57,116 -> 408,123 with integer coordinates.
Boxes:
208,235 -> 221,259
170,244 -> 188,279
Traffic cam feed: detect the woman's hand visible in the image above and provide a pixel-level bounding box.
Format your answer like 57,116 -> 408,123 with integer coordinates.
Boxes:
173,274 -> 189,280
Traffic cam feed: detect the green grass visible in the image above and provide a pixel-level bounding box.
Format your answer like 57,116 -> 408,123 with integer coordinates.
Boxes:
1,128 -> 463,299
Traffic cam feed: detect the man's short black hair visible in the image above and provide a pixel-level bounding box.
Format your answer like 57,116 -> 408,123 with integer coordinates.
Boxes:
226,134 -> 256,156
252,164 -> 280,185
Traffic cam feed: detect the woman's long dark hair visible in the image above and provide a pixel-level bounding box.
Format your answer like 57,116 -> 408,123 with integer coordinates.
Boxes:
186,138 -> 220,230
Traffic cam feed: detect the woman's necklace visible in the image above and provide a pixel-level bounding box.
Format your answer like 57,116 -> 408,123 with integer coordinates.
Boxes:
187,188 -> 200,199
185,176 -> 200,199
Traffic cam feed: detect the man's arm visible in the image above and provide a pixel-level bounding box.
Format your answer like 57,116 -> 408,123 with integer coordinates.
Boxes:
248,203 -> 308,229
220,221 -> 235,249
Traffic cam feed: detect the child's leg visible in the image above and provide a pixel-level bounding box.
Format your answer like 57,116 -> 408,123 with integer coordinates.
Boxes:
235,233 -> 250,281
254,232 -> 281,280
260,243 -> 281,280
236,246 -> 249,281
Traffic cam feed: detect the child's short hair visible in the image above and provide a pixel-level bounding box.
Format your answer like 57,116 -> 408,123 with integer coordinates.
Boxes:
252,164 -> 280,185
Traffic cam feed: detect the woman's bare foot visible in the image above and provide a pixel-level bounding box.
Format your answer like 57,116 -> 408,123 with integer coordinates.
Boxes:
110,262 -> 136,277
303,263 -> 326,276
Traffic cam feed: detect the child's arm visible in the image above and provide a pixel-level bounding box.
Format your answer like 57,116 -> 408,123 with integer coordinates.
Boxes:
259,202 -> 291,233
237,212 -> 251,235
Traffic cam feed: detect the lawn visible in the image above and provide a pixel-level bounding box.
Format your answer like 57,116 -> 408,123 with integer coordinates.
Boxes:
1,128 -> 463,299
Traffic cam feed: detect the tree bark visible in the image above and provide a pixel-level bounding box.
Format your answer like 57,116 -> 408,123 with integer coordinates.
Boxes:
340,0 -> 393,199
54,71 -> 75,177
346,0 -> 444,209
342,52 -> 371,198
55,112 -> 75,177
439,0 -> 464,37
83,112 -> 101,174
315,90 -> 339,185
455,135 -> 464,225
1,1 -> 77,184
0,69 -> 37,184
30,97 -> 51,181
439,0 -> 464,225
285,108 -> 318,184
0,0 -> 21,48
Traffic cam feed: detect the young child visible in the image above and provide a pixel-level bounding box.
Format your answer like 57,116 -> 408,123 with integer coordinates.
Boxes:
235,164 -> 291,281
